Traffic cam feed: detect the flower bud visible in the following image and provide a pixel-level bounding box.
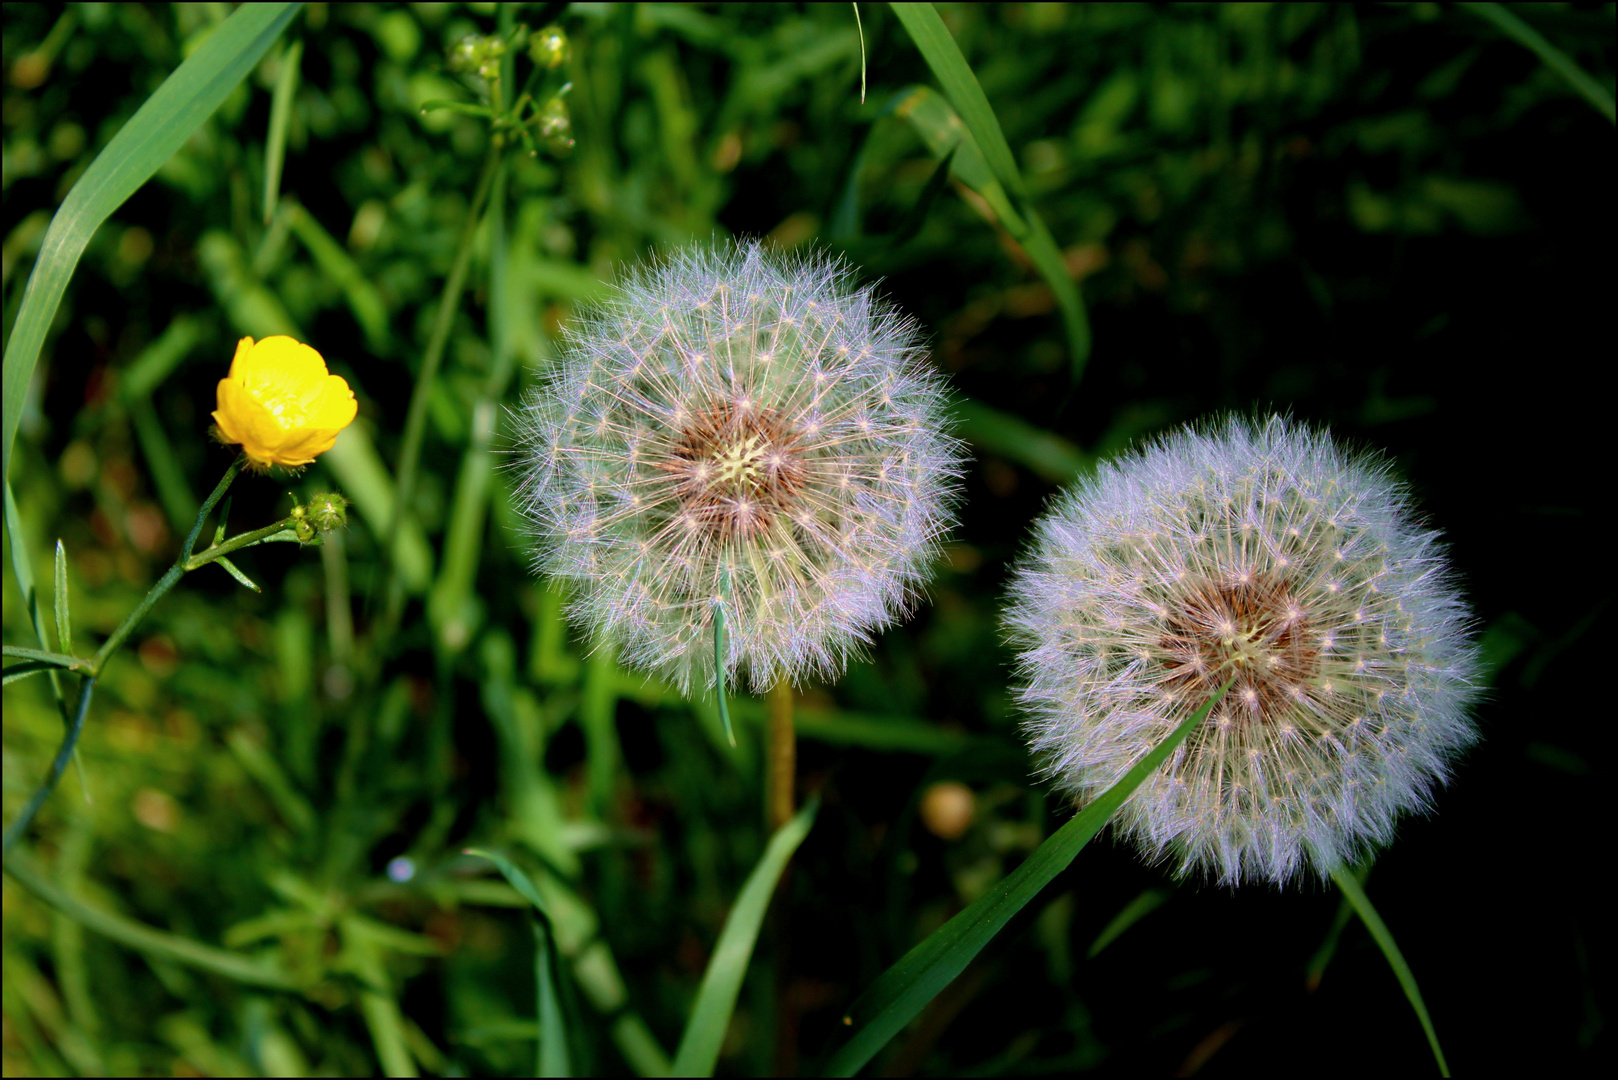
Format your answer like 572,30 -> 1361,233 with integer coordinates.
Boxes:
305,492 -> 349,533
536,93 -> 573,154
530,24 -> 568,69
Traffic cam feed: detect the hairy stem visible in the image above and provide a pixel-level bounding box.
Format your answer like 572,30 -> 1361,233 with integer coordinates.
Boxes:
766,679 -> 796,832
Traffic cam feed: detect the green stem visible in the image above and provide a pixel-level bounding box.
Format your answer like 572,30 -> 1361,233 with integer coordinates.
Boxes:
183,516 -> 298,570
2,849 -> 300,991
2,676 -> 94,855
1330,864 -> 1449,1076
380,145 -> 502,631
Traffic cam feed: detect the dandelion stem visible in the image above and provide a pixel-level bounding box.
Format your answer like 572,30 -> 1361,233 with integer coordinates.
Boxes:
766,679 -> 795,832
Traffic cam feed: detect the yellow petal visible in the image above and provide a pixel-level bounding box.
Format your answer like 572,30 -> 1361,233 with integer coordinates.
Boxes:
272,427 -> 342,466
308,374 -> 359,431
227,336 -> 257,379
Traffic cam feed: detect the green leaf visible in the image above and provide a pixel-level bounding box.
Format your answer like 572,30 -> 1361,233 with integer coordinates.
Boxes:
1460,2 -> 1615,124
3,850 -> 300,992
1331,864 -> 1449,1076
888,3 -> 1024,200
953,397 -> 1091,484
672,798 -> 819,1077
1,645 -> 89,672
52,540 -> 68,655
214,556 -> 261,593
1,2 -> 301,483
464,849 -> 571,1078
3,661 -> 60,686
262,38 -> 302,224
713,566 -> 736,749
824,678 -> 1233,1076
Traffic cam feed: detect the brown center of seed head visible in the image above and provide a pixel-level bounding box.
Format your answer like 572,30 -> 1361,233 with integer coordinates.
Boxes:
1158,574 -> 1320,724
664,400 -> 809,541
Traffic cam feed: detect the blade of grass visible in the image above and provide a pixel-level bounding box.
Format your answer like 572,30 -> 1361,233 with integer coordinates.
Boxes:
51,540 -> 68,654
465,849 -> 572,1078
262,38 -> 302,224
672,798 -> 819,1077
953,397 -> 1090,484
1461,2 -> 1615,124
825,678 -> 1233,1076
1330,865 -> 1449,1076
2,849 -> 300,991
285,199 -> 390,352
2,2 -> 300,482
1086,886 -> 1170,959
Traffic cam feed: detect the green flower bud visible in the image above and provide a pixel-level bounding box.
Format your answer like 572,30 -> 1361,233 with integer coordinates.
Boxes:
306,491 -> 349,533
530,24 -> 568,69
537,93 -> 574,154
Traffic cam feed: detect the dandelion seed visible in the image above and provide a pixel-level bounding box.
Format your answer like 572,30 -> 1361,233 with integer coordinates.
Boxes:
514,242 -> 963,694
1005,416 -> 1480,887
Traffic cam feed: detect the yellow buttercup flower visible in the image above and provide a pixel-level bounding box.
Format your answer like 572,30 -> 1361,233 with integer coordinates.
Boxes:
212,336 -> 357,469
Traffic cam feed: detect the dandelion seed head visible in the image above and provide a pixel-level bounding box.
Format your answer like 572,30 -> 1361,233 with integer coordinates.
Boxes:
1004,416 -> 1481,887
515,242 -> 963,694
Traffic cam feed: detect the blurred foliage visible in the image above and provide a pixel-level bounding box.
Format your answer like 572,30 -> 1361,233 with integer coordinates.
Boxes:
2,2 -> 1612,1075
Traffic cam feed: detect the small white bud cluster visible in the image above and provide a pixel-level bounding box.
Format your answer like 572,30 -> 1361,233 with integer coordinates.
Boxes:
1005,416 -> 1480,886
515,243 -> 964,694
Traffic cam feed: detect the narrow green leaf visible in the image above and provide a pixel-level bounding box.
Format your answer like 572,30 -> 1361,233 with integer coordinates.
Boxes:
2,2 -> 301,482
215,556 -> 262,593
464,849 -> 571,1078
52,540 -> 68,655
825,678 -> 1233,1076
1461,2 -> 1615,124
130,400 -> 199,529
953,397 -> 1091,484
319,420 -> 432,591
672,798 -> 819,1077
1086,886 -> 1170,958
3,661 -> 59,686
888,3 -> 1024,199
116,315 -> 205,403
1331,865 -> 1449,1076
1,645 -> 89,671
887,6 -> 1092,377
4,850 -> 300,991
262,38 -> 302,224
713,567 -> 736,748
286,200 -> 390,351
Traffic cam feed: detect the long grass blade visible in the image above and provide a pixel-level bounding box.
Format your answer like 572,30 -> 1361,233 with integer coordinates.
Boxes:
2,848 -> 299,991
465,849 -> 572,1078
1461,2 -> 1615,124
889,0 -> 1101,382
672,798 -> 819,1077
1330,865 -> 1449,1076
824,678 -> 1233,1076
2,2 -> 300,481
262,38 -> 302,223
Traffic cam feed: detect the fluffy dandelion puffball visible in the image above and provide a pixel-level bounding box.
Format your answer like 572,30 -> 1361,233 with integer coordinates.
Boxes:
515,243 -> 963,694
1006,416 -> 1480,886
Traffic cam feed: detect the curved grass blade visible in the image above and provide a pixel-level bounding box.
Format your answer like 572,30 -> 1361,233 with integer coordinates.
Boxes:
672,797 -> 819,1077
262,38 -> 302,223
1330,865 -> 1449,1076
1461,2 -> 1615,124
465,848 -> 571,1078
3,661 -> 62,686
883,8 -> 1092,377
2,2 -> 300,481
3,849 -> 300,991
824,678 -> 1233,1076
3,677 -> 94,855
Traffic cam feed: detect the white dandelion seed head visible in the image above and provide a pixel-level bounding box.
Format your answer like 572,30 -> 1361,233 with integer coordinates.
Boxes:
1004,415 -> 1481,887
514,242 -> 965,695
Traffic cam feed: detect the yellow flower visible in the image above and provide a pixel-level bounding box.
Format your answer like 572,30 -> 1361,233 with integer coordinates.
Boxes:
212,336 -> 357,469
